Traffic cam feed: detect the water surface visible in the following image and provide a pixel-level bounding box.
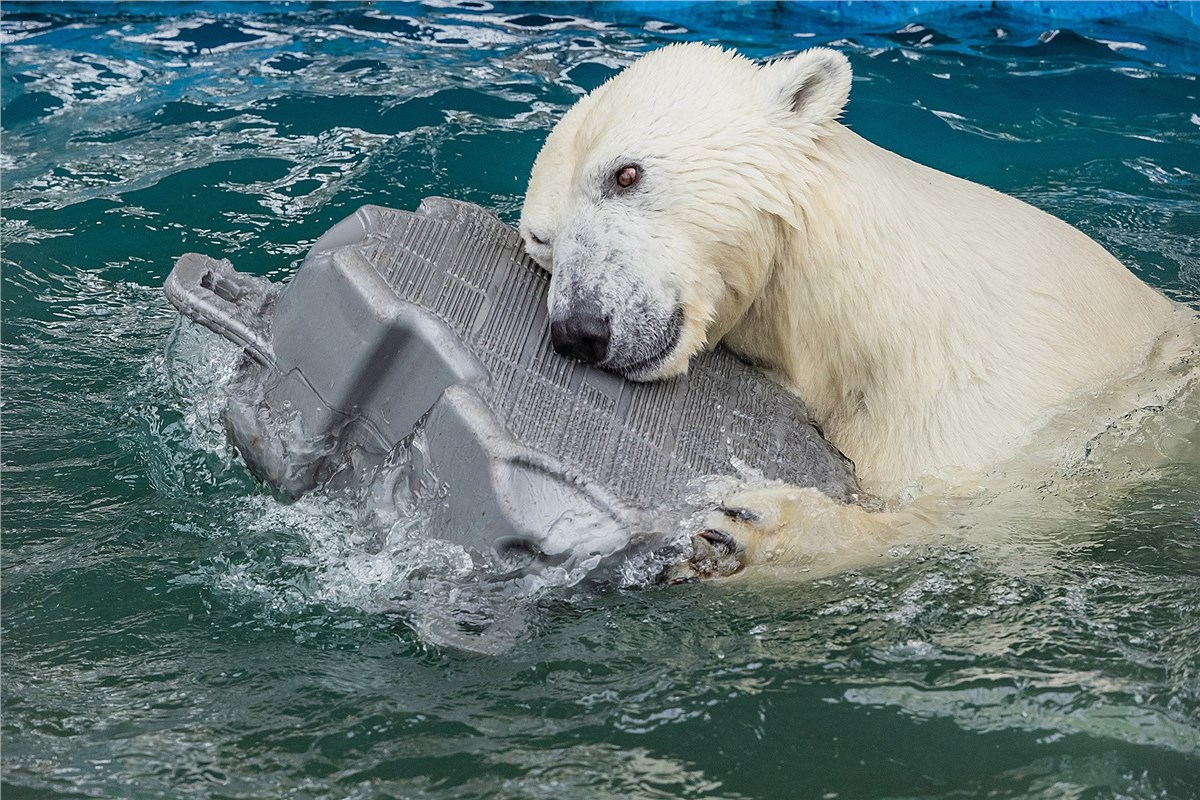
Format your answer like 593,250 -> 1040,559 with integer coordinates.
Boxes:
3,2 -> 1200,797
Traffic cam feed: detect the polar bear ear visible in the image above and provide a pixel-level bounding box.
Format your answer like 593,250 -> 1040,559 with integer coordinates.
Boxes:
760,48 -> 852,128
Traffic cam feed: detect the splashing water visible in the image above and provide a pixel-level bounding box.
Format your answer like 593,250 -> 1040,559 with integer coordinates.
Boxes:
161,319 -> 697,654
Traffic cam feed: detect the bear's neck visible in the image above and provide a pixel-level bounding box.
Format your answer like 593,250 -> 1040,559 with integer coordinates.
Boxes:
724,123 -> 1174,500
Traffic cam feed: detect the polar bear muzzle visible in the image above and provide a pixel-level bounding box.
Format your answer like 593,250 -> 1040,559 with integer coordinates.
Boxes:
607,303 -> 684,379
549,287 -> 684,379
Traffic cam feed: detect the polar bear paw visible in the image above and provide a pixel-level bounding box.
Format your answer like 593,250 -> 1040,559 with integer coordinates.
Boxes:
664,486 -> 896,582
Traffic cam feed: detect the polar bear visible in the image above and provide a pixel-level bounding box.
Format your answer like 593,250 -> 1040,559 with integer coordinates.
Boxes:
518,43 -> 1193,578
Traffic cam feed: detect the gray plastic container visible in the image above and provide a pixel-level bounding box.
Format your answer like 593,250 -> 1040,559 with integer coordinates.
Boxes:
164,197 -> 857,567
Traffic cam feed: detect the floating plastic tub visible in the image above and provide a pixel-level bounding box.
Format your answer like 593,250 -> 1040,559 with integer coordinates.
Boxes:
164,197 -> 858,570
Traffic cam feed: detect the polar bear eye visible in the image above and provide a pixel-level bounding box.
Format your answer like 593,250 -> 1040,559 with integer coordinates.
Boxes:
528,232 -> 547,246
614,165 -> 639,190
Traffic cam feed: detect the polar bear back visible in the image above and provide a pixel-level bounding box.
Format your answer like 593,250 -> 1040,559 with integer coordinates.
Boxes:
727,123 -> 1176,495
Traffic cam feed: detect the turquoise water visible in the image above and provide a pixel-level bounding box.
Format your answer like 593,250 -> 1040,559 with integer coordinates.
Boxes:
4,2 -> 1200,797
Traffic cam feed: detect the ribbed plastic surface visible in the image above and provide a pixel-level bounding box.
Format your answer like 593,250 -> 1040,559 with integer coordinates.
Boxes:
342,197 -> 855,505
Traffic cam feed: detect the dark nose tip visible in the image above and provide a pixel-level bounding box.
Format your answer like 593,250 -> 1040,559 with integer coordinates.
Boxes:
550,312 -> 611,364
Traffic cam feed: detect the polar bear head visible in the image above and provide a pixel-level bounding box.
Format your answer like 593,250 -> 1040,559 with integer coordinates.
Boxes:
520,43 -> 852,380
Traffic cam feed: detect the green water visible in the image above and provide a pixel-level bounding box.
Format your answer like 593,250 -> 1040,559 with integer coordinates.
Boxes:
3,3 -> 1200,797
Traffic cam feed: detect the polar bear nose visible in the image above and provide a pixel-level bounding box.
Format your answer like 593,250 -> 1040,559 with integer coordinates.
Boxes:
550,310 -> 611,365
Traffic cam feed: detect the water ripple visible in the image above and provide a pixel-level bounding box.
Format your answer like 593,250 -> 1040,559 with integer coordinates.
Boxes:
4,3 -> 1200,799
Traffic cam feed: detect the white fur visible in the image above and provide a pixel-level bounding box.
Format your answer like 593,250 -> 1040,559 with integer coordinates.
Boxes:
521,43 -> 1184,503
